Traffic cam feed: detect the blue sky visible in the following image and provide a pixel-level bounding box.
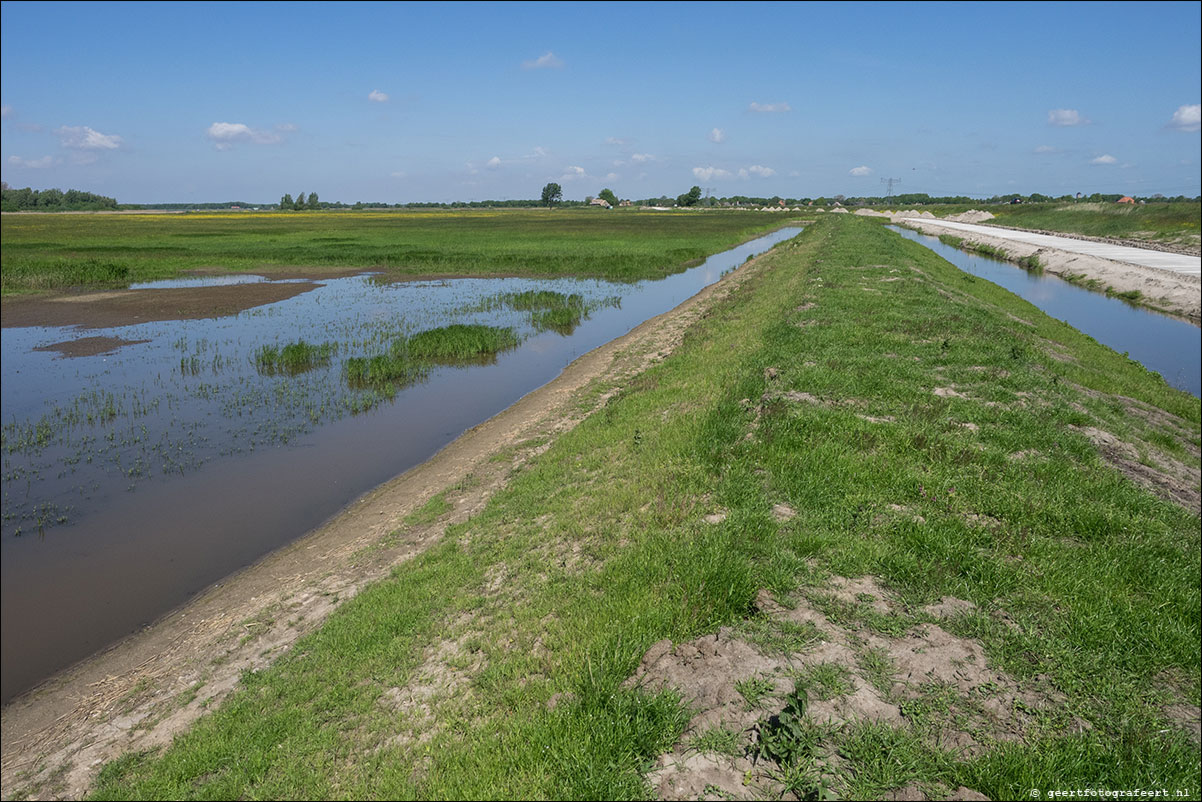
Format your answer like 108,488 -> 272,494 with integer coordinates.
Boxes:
2,1 -> 1199,203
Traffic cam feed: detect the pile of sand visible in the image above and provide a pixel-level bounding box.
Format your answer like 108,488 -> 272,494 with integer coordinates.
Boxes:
890,209 -> 936,221
854,209 -> 890,218
946,210 -> 995,223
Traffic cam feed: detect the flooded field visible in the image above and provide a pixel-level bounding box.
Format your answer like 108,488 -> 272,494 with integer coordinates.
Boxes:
891,226 -> 1201,397
0,226 -> 802,701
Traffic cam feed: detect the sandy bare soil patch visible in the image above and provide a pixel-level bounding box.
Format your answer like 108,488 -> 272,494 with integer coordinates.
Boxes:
0,244 -> 777,801
633,577 -> 1069,801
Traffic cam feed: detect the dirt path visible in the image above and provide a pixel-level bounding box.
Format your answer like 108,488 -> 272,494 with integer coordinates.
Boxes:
900,218 -> 1201,322
0,242 -> 775,801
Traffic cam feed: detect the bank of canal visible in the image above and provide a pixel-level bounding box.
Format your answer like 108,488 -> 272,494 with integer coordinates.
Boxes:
890,226 -> 1201,398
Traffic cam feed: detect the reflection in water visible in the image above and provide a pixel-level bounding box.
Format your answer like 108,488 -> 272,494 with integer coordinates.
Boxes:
890,226 -> 1200,398
0,226 -> 802,701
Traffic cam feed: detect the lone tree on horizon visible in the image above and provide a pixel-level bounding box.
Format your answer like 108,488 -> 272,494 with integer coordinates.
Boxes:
541,182 -> 563,208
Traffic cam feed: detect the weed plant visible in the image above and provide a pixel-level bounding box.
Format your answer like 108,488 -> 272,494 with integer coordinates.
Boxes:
344,324 -> 518,389
254,341 -> 335,376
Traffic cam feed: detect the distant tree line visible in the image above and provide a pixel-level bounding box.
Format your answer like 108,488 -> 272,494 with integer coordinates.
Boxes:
6,182 -> 1192,214
278,192 -> 325,210
119,201 -> 262,210
652,191 -> 1201,208
1,183 -> 118,211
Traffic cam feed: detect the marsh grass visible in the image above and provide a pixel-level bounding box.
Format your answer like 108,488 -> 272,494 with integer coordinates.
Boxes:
343,324 -> 518,389
1,209 -> 790,294
253,341 -> 335,376
86,216 -> 1199,801
462,288 -> 623,335
406,323 -> 519,362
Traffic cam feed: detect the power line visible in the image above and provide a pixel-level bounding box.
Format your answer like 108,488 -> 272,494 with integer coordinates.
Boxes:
880,177 -> 901,197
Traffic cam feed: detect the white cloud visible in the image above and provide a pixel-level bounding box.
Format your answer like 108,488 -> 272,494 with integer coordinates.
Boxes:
7,154 -> 57,168
605,172 -> 618,181
631,153 -> 654,163
604,137 -> 628,146
849,165 -> 872,176
1090,154 -> 1117,165
560,165 -> 588,181
1048,108 -> 1089,127
693,166 -> 732,181
390,171 -> 407,179
368,89 -> 389,103
747,164 -> 775,177
1168,104 -> 1201,132
206,122 -> 282,148
486,156 -> 502,169
56,125 -> 122,150
523,51 -> 564,69
708,127 -> 725,143
276,122 -> 298,132
1034,144 -> 1059,154
749,102 -> 791,113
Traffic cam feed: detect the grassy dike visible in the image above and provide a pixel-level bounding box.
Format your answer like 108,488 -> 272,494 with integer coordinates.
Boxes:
89,215 -> 1200,800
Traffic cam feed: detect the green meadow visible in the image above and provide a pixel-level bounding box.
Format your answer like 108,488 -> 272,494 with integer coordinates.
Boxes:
987,201 -> 1201,250
85,216 -> 1199,800
0,208 -> 787,294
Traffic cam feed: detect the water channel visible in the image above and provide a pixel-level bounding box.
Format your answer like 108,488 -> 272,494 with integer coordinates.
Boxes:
890,226 -> 1201,398
0,227 -> 802,702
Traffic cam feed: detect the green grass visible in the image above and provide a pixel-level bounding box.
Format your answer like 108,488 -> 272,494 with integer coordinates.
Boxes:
343,324 -> 519,388
253,340 -> 335,376
484,289 -> 621,335
1,208 -> 792,294
987,201 -> 1201,249
85,215 -> 1199,800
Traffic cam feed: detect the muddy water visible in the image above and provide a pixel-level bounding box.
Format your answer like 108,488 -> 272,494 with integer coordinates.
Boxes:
890,226 -> 1201,397
0,227 -> 801,702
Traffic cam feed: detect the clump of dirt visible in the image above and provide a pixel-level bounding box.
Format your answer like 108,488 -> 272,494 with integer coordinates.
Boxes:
632,576 -> 1067,801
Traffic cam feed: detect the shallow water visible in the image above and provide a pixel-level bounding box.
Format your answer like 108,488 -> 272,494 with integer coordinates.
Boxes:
890,226 -> 1201,397
0,226 -> 801,701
